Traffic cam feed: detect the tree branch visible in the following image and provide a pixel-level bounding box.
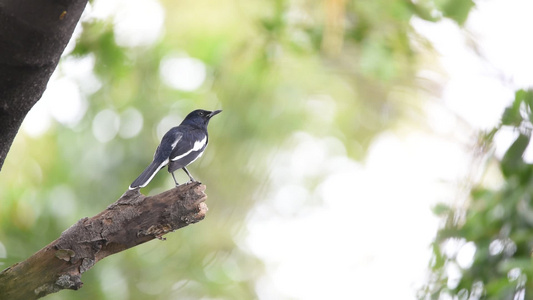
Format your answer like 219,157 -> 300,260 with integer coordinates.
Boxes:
0,182 -> 208,299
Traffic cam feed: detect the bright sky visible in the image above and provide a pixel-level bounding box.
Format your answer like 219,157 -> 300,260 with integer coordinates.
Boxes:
16,0 -> 533,299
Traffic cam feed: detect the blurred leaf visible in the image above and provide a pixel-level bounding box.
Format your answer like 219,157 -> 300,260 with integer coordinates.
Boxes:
497,258 -> 532,273
485,278 -> 514,299
501,107 -> 522,126
517,89 -> 533,123
435,0 -> 475,25
501,134 -> 529,178
432,203 -> 451,216
501,89 -> 530,126
406,0 -> 440,22
431,242 -> 445,270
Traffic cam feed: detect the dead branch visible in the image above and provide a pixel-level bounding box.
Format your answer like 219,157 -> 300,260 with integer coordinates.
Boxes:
0,182 -> 208,299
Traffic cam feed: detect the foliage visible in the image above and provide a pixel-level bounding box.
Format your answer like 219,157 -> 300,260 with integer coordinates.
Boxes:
0,0 -> 476,299
421,90 -> 533,300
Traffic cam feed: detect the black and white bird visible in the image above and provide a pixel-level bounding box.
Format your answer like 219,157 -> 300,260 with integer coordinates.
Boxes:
129,109 -> 222,190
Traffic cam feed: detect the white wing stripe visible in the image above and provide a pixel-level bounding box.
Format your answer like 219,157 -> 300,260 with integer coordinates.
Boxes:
171,135 -> 181,148
171,136 -> 207,161
193,136 -> 207,150
187,148 -> 204,165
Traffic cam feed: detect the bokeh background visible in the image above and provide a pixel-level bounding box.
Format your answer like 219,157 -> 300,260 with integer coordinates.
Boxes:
1,0 -> 533,299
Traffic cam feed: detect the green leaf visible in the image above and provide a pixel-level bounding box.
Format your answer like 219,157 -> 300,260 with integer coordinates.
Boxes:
432,203 -> 451,216
501,134 -> 530,177
501,90 -> 527,126
501,107 -> 522,126
407,1 -> 440,22
431,242 -> 445,269
436,0 -> 475,25
519,89 -> 533,122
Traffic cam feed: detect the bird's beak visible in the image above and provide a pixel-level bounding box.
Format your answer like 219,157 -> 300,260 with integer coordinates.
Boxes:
208,110 -> 222,118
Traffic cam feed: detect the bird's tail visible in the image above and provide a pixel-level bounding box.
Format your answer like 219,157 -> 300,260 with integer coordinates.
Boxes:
129,159 -> 168,190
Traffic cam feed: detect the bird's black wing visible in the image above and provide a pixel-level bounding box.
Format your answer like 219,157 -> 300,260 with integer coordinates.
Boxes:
154,129 -> 183,162
169,128 -> 207,162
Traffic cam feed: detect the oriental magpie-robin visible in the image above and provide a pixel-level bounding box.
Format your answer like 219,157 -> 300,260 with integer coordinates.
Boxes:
129,109 -> 222,190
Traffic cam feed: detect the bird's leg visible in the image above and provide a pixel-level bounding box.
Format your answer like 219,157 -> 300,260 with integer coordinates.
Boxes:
182,167 -> 196,182
171,172 -> 180,186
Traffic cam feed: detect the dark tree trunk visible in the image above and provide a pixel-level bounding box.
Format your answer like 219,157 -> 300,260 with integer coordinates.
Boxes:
0,0 -> 88,170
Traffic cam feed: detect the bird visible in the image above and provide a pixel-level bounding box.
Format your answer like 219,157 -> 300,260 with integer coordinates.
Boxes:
129,109 -> 222,190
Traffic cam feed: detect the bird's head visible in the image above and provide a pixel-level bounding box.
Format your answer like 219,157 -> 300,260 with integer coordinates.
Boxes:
181,109 -> 222,127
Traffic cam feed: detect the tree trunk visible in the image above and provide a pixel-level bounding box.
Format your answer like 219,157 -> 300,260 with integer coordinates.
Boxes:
0,0 -> 88,170
0,182 -> 208,299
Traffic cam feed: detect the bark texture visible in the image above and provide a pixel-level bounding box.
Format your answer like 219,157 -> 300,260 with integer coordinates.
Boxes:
0,0 -> 88,170
0,182 -> 208,299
